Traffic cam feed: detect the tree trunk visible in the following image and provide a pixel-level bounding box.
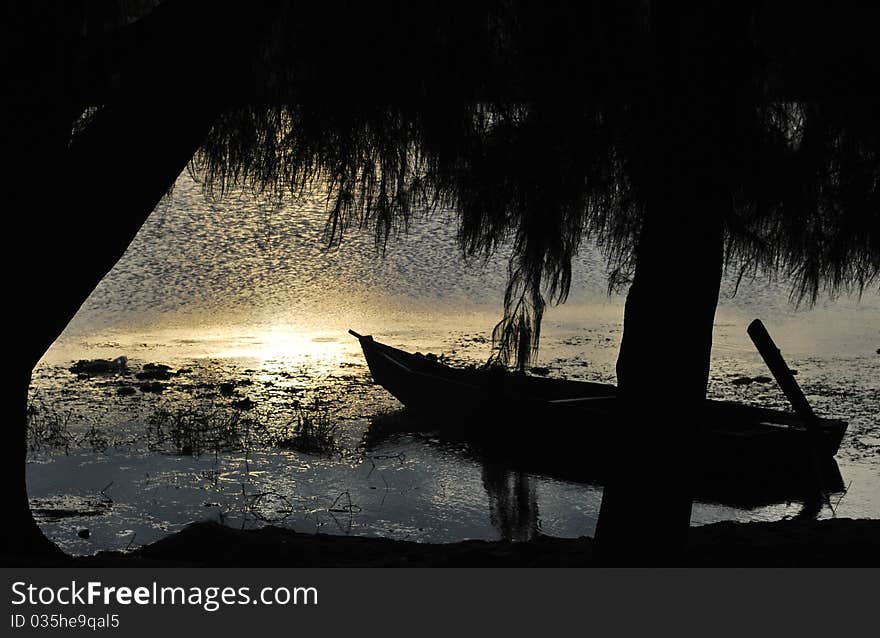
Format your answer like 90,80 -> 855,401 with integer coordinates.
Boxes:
592,92 -> 731,566
3,99 -> 222,561
3,1 -> 276,558
593,187 -> 725,565
591,1 -> 749,566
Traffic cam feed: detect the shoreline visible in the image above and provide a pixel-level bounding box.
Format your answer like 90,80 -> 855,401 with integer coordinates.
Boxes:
5,517 -> 879,567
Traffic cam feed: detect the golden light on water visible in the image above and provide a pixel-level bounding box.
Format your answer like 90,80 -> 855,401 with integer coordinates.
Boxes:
41,323 -> 357,377
214,325 -> 351,374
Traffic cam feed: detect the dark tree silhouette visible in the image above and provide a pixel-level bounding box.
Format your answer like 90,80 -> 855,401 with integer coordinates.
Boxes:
4,2 -> 878,563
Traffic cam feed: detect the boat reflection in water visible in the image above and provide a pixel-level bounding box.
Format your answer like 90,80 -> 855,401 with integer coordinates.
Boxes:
367,407 -> 844,524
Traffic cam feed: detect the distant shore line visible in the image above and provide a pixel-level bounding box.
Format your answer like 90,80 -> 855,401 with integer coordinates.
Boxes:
6,517 -> 879,567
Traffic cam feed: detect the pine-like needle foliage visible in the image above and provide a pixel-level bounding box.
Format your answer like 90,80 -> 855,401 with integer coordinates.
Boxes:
172,2 -> 877,367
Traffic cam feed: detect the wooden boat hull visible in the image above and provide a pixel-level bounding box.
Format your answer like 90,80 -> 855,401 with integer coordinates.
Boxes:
351,331 -> 848,504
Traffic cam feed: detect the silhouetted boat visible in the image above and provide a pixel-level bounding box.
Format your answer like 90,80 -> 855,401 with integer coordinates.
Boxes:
350,330 -> 847,504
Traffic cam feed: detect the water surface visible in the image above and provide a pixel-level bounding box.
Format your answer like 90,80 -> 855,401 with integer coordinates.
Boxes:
29,174 -> 879,554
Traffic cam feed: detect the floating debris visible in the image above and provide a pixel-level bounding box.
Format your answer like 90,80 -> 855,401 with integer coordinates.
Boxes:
30,496 -> 111,523
232,397 -> 256,411
136,363 -> 174,381
732,375 -> 774,386
69,357 -> 127,376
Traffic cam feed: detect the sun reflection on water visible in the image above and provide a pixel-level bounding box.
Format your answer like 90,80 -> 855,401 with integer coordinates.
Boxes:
215,326 -> 351,375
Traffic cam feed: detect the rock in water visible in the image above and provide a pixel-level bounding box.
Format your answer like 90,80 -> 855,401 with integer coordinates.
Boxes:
232,397 -> 256,411
70,357 -> 128,376
136,363 -> 173,380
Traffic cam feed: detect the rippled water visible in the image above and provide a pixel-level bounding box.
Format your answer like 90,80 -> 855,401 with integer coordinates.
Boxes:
29,173 -> 879,554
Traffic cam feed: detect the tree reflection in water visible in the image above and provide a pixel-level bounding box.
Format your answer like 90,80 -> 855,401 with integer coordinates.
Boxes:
481,463 -> 539,542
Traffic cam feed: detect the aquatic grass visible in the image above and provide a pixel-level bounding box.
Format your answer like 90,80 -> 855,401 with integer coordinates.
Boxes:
271,398 -> 340,457
146,403 -> 255,456
78,424 -> 111,453
26,399 -> 75,454
144,395 -> 340,457
26,399 -> 114,454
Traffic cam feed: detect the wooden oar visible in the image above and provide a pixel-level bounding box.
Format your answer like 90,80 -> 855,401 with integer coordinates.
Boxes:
747,319 -> 831,508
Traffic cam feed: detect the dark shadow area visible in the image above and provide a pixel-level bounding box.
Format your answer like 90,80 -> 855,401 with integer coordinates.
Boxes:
5,518 -> 879,568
